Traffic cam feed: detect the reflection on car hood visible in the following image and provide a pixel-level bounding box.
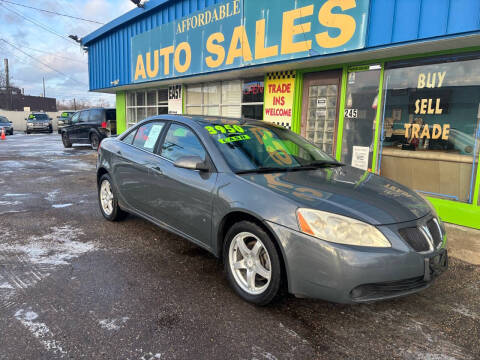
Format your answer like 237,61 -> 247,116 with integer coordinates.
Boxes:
239,166 -> 430,225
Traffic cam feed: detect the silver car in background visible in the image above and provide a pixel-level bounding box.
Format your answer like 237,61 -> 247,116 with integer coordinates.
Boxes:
26,112 -> 53,134
96,115 -> 448,305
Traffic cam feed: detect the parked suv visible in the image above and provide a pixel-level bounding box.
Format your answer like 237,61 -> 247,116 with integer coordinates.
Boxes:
57,111 -> 77,134
0,115 -> 13,135
61,108 -> 116,149
26,113 -> 53,134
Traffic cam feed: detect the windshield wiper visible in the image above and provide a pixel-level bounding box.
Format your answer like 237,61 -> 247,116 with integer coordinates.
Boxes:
235,161 -> 344,175
235,167 -> 292,175
297,160 -> 344,169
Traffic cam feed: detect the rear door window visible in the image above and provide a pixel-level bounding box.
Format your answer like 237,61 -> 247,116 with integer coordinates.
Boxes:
78,111 -> 89,123
132,122 -> 165,152
160,124 -> 206,162
88,109 -> 103,123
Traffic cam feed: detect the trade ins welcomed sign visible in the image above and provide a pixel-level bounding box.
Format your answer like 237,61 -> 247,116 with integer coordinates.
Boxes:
132,0 -> 369,83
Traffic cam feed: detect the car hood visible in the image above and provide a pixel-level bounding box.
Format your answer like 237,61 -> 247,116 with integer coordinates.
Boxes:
238,166 -> 430,225
0,122 -> 10,126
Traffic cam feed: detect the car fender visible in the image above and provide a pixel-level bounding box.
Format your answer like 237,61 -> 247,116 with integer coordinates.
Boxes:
89,128 -> 103,140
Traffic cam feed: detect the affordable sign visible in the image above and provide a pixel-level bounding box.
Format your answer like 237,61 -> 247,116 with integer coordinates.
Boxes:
132,0 -> 369,83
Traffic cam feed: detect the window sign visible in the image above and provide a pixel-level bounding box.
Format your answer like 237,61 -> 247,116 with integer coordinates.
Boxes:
168,85 -> 183,114
264,72 -> 295,129
380,57 -> 480,203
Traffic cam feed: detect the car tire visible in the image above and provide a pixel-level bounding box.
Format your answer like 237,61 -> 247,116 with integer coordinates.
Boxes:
98,174 -> 126,222
90,133 -> 100,150
26,131 -> 30,134
62,133 -> 72,148
224,221 -> 282,306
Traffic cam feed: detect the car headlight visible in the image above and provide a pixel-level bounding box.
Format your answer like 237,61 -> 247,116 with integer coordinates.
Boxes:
296,208 -> 391,248
27,122 -> 33,126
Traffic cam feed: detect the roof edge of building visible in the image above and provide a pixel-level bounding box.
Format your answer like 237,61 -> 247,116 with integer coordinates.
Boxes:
82,0 -> 173,46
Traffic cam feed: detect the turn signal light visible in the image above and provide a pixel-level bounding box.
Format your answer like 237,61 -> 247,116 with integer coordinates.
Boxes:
101,121 -> 107,128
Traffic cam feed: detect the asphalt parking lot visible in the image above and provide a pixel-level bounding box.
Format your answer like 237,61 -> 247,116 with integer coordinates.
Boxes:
0,134 -> 479,360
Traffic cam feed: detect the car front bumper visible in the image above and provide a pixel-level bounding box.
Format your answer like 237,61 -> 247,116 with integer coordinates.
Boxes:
266,220 -> 448,304
27,126 -> 51,133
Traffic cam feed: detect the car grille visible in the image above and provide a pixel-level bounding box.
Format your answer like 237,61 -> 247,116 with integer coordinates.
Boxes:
399,218 -> 443,252
427,219 -> 443,248
399,227 -> 430,252
350,276 -> 428,301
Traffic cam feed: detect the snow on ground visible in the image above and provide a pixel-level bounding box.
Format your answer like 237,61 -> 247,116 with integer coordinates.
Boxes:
15,308 -> 67,357
0,225 -> 94,266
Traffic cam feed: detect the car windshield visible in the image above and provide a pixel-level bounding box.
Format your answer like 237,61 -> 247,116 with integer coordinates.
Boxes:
29,114 -> 48,121
0,117 -> 8,123
200,120 -> 342,173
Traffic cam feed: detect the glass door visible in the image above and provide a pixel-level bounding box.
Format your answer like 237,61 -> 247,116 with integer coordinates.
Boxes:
341,66 -> 382,170
301,70 -> 342,157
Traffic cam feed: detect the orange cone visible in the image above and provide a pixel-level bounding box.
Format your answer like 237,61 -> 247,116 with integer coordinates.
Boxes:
0,128 -> 5,141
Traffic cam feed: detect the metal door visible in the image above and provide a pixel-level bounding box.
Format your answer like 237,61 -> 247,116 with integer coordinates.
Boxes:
301,70 -> 342,157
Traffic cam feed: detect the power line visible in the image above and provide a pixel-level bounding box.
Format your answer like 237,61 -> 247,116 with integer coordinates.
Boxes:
0,3 -> 79,46
0,38 -> 88,87
22,45 -> 87,65
0,0 -> 104,24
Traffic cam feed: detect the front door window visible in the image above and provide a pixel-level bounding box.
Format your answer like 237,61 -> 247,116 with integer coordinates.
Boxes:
341,67 -> 382,170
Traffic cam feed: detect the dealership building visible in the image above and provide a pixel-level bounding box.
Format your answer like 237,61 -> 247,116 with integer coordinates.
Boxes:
82,0 -> 480,229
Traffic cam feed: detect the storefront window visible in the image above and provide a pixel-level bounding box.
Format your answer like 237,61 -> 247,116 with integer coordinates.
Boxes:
242,79 -> 264,120
379,56 -> 480,203
126,89 -> 169,127
186,78 -> 264,119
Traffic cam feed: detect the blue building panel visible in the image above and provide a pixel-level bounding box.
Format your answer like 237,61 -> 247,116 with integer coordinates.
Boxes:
84,0 -> 480,91
367,0 -> 480,47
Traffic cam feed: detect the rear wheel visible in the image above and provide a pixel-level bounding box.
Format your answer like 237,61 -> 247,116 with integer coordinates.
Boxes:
98,174 -> 126,221
90,133 -> 100,150
62,132 -> 72,148
224,221 -> 282,305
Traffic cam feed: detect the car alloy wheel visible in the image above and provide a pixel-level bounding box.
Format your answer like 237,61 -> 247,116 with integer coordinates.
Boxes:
228,231 -> 272,295
100,179 -> 114,216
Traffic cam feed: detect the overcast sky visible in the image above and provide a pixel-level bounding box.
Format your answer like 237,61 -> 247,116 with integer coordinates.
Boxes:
0,0 -> 136,106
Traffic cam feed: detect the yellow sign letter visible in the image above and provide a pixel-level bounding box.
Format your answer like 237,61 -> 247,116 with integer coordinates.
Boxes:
316,0 -> 356,49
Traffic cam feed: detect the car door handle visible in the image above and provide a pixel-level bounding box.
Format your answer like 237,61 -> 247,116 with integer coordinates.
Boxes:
150,165 -> 163,175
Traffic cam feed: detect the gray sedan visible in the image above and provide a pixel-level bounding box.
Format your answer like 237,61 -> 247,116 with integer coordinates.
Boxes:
96,115 -> 448,305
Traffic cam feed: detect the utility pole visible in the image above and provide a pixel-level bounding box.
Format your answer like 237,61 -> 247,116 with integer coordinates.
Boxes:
4,58 -> 9,88
4,59 -> 11,110
43,77 -> 46,97
73,98 -> 76,110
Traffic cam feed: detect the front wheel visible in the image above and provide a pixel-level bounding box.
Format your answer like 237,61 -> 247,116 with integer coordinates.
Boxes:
224,221 -> 282,305
62,132 -> 72,148
98,174 -> 126,221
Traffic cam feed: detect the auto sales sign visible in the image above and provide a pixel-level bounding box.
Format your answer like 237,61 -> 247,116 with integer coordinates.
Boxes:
132,0 -> 369,83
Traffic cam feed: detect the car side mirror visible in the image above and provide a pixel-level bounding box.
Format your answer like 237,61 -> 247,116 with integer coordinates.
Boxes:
174,156 -> 209,172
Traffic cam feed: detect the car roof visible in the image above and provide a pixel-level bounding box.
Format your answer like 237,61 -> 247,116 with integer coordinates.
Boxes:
138,114 -> 264,127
